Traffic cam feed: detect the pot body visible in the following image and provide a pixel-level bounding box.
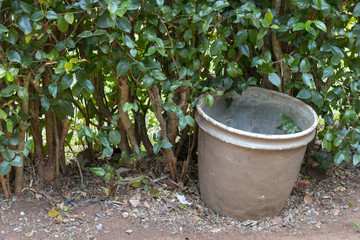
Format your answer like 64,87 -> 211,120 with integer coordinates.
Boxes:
196,87 -> 318,219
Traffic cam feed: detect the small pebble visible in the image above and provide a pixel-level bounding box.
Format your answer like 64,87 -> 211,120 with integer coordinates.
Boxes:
240,230 -> 245,235
342,205 -> 349,209
20,212 -> 25,216
143,201 -> 150,209
122,212 -> 129,218
94,217 -> 99,222
125,229 -> 133,234
332,219 -> 338,223
13,227 -> 23,233
353,208 -> 359,212
144,224 -> 149,229
96,224 -> 103,231
144,217 -> 149,222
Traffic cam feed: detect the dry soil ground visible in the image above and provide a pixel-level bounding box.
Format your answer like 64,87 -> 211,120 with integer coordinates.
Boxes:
1,162 -> 360,240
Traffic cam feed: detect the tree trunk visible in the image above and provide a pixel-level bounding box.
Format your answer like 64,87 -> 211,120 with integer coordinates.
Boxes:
14,76 -> 30,194
148,86 -> 177,179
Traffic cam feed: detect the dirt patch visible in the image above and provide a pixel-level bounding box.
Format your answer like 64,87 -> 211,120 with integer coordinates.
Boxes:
1,163 -> 360,240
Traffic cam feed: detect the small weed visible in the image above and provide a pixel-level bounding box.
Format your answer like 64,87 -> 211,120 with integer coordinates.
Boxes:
350,222 -> 360,232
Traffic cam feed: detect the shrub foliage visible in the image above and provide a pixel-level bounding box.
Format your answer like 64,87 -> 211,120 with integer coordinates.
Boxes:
0,0 -> 359,196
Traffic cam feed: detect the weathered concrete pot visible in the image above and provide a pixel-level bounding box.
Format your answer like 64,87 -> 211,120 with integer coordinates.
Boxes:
195,87 -> 318,219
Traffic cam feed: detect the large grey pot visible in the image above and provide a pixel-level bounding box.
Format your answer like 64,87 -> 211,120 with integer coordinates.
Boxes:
195,87 -> 318,219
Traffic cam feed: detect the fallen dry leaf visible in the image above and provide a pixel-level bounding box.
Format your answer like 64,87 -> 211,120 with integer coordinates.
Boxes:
296,179 -> 311,187
48,209 -> 58,217
67,214 -> 83,220
334,186 -> 346,192
116,167 -> 132,174
304,194 -> 313,204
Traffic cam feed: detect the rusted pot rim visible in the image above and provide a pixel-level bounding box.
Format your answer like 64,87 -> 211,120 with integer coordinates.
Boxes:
196,87 -> 318,148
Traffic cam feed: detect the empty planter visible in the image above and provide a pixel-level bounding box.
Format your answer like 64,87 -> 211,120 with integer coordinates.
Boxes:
195,87 -> 318,219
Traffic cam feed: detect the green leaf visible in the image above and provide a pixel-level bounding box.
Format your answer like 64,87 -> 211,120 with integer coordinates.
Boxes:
293,22 -> 305,31
83,126 -> 95,138
48,84 -> 58,98
234,30 -> 248,46
3,149 -> 15,161
322,66 -> 334,78
82,79 -> 94,94
302,73 -> 314,88
354,3 -> 360,17
31,11 -> 44,22
123,35 -> 136,48
0,24 -> 9,34
213,0 -> 230,10
300,58 -> 310,73
41,97 -> 51,111
334,151 -> 350,165
6,119 -> 13,133
322,139 -> 332,151
57,16 -> 69,33
156,0 -> 164,6
210,39 -> 223,56
7,50 -> 21,63
78,31 -> 93,38
311,91 -> 323,107
18,16 -> 32,35
103,147 -> 114,158
142,74 -> 155,88
153,144 -> 161,155
0,161 -> 11,176
53,99 -> 74,118
150,70 -> 167,80
257,28 -> 268,40
64,12 -> 74,24
314,20 -> 327,32
11,156 -> 23,167
268,72 -> 281,88
18,86 -> 29,101
239,44 -> 250,58
46,10 -> 58,20
109,130 -> 121,145
264,9 -> 273,25
64,62 -> 73,72
354,154 -> 360,166
116,17 -> 131,33
90,167 -> 105,176
227,62 -> 240,78
297,88 -> 311,99
21,55 -> 32,67
0,109 -> 7,119
45,50 -> 59,60
159,140 -> 172,148
184,29 -> 192,42
116,60 -> 130,77
204,94 -> 214,107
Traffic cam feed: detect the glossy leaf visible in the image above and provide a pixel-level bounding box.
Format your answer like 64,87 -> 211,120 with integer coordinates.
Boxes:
268,73 -> 281,88
11,156 -> 23,167
0,161 -> 11,176
109,130 -> 121,145
7,50 -> 21,63
116,60 -> 130,77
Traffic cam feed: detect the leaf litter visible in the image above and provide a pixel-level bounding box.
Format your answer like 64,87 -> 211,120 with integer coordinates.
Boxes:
0,161 -> 360,239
